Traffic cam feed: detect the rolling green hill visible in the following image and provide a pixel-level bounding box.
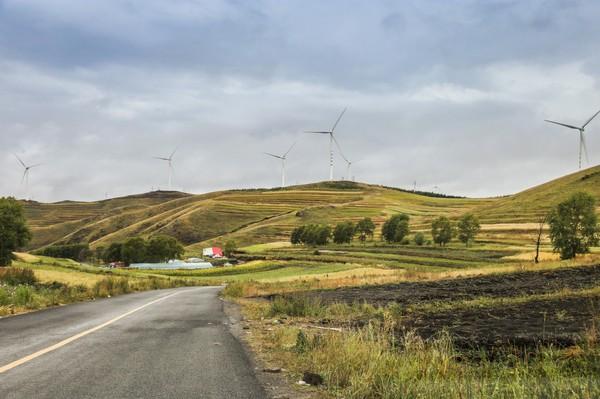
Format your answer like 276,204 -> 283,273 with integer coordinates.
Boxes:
21,166 -> 600,253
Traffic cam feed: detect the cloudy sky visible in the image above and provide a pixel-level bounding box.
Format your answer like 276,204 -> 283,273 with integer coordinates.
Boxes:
1,0 -> 600,202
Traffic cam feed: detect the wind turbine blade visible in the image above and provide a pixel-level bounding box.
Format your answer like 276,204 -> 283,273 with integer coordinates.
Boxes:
304,131 -> 331,134
582,133 -> 590,164
332,135 -> 348,162
264,152 -> 284,159
29,163 -> 43,169
331,107 -> 347,133
153,157 -> 170,161
169,146 -> 179,159
283,141 -> 297,157
582,109 -> 600,129
544,120 -> 580,130
14,154 -> 26,168
21,170 -> 27,184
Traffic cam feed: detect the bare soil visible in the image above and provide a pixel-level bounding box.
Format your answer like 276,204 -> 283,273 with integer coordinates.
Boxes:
308,264 -> 600,307
305,265 -> 600,350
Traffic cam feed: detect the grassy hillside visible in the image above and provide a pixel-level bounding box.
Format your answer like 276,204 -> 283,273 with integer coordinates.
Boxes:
21,166 -> 600,253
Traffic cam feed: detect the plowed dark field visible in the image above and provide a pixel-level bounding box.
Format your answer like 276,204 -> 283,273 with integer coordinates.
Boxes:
307,265 -> 600,349
310,264 -> 600,307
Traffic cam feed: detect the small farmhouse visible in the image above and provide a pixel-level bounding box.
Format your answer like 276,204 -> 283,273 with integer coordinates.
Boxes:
202,247 -> 224,258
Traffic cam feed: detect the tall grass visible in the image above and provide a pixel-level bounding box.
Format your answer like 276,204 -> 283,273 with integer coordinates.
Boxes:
267,319 -> 600,398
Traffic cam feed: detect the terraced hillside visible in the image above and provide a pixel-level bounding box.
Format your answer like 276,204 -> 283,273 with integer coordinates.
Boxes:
21,166 -> 600,253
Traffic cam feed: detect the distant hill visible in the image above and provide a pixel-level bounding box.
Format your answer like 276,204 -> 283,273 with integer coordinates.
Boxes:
21,166 -> 600,253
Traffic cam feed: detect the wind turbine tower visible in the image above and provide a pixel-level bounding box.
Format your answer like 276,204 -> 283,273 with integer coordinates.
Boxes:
545,109 -> 600,169
306,108 -> 347,181
14,154 -> 41,200
264,142 -> 296,187
153,147 -> 177,190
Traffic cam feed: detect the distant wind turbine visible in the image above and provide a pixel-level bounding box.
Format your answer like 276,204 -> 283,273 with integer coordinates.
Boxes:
545,109 -> 600,169
306,108 -> 347,181
264,142 -> 296,187
14,154 -> 42,200
332,136 -> 357,181
153,147 -> 177,190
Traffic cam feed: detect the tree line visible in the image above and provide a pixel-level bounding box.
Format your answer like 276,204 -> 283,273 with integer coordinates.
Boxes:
99,235 -> 185,265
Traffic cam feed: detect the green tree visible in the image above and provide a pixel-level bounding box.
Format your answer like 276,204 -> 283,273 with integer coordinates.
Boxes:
457,213 -> 480,247
431,216 -> 453,246
290,226 -> 306,245
333,221 -> 355,244
381,214 -> 410,243
549,192 -> 599,259
223,240 -> 238,258
300,224 -> 331,246
146,235 -> 184,262
355,218 -> 375,242
0,197 -> 31,266
121,237 -> 147,265
104,242 -> 123,263
413,232 -> 425,246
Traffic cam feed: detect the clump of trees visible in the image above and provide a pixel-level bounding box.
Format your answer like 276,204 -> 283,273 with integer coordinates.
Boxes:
333,221 -> 355,244
34,243 -> 91,262
0,197 -> 31,267
549,192 -> 599,259
431,214 -> 480,247
291,224 -> 332,246
100,235 -> 185,265
291,217 -> 376,246
381,214 -> 410,243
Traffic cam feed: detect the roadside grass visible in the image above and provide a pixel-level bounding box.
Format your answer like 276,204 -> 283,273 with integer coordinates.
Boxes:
0,256 -> 211,317
255,320 -> 600,399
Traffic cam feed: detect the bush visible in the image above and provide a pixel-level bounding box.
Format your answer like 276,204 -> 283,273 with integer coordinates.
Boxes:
0,267 -> 37,285
414,232 -> 425,246
269,296 -> 324,317
14,285 -> 34,307
457,213 -> 480,247
0,287 -> 9,305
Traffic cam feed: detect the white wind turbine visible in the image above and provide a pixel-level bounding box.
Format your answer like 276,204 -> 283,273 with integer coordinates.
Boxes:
306,108 -> 347,181
545,109 -> 600,169
264,142 -> 296,188
332,136 -> 357,181
14,154 -> 42,200
153,147 -> 177,190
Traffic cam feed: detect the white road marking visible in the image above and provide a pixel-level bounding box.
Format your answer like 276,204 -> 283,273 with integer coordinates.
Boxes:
0,291 -> 184,374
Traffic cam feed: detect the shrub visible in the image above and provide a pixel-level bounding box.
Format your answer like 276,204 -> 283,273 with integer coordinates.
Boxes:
14,285 -> 34,307
0,267 -> 37,285
0,287 -> 9,305
0,197 -> 31,266
414,232 -> 425,246
269,296 -> 324,317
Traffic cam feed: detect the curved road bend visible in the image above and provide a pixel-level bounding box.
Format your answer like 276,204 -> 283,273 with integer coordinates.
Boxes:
0,287 -> 267,399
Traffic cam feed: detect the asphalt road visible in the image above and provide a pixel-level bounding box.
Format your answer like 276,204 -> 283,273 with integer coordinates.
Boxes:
0,287 -> 267,399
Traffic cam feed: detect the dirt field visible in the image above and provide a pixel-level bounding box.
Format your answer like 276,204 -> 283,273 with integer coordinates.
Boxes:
401,296 -> 599,351
309,264 -> 600,306
306,264 -> 600,350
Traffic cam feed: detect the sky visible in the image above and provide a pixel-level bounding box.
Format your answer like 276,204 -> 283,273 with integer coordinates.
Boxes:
1,0 -> 600,202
